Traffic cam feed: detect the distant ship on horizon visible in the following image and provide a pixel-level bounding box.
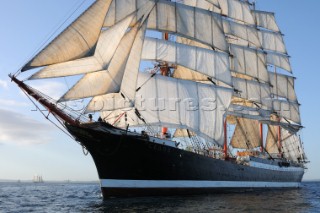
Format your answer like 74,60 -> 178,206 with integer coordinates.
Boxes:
32,175 -> 44,183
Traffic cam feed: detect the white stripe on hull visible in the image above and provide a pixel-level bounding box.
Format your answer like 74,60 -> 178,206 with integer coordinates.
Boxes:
249,161 -> 305,172
100,179 -> 301,188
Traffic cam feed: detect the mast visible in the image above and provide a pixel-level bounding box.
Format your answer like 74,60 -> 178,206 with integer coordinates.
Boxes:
158,0 -> 184,77
260,123 -> 264,152
278,120 -> 282,157
224,119 -> 228,159
274,65 -> 282,157
160,31 -> 170,137
160,32 -> 170,76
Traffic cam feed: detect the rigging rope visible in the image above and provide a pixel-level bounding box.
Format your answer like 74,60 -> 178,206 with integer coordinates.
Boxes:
14,0 -> 89,77
21,88 -> 77,142
64,77 -> 71,91
136,73 -> 156,91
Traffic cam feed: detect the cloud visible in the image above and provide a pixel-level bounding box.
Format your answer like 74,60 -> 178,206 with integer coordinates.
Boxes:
0,79 -> 8,89
0,99 -> 30,107
28,81 -> 67,100
0,108 -> 55,145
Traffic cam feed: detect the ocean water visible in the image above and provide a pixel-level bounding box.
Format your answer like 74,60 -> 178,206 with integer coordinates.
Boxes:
0,182 -> 319,213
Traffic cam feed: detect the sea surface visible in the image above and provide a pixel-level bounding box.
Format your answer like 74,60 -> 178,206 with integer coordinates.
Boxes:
0,181 -> 319,213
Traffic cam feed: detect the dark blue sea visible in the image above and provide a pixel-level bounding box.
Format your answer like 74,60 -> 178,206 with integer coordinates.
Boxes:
0,181 -> 319,212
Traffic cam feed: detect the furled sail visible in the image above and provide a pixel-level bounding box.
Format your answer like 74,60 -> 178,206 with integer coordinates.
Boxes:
230,118 -> 261,149
252,10 -> 280,32
141,37 -> 231,85
88,73 -> 233,146
22,0 -> 112,71
269,72 -> 297,102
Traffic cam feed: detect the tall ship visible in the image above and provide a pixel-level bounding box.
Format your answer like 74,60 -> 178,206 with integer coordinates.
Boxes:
32,175 -> 44,183
10,0 -> 307,198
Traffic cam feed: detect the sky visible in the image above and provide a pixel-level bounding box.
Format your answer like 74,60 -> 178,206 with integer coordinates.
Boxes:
0,0 -> 319,181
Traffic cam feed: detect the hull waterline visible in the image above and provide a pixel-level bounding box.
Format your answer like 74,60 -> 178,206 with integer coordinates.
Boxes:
66,122 -> 304,199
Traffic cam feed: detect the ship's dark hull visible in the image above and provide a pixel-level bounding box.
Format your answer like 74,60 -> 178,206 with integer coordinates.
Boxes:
66,123 -> 304,198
